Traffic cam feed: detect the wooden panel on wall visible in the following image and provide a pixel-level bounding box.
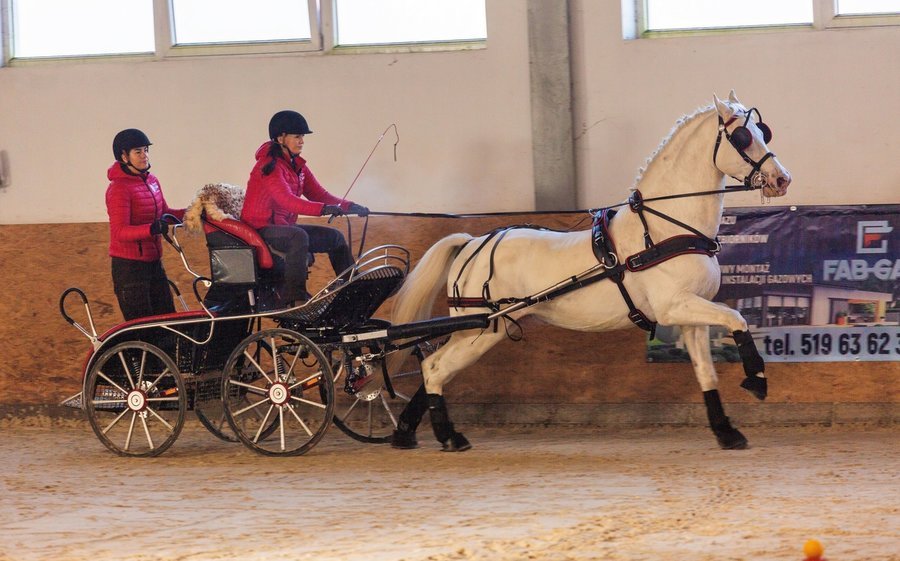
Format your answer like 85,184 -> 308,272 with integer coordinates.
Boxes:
1,215 -> 896,408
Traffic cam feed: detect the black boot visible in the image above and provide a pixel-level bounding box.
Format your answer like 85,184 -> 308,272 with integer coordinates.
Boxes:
391,385 -> 427,449
703,390 -> 748,450
733,330 -> 767,400
427,393 -> 471,452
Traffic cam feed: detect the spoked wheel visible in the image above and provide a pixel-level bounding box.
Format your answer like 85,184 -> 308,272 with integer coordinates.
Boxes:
193,374 -> 238,442
194,340 -> 279,443
222,328 -> 335,456
331,344 -> 427,443
84,341 -> 186,457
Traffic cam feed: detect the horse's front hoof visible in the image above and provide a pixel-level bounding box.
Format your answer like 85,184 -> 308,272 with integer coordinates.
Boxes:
391,430 -> 419,449
740,374 -> 768,401
716,428 -> 749,450
440,432 -> 472,452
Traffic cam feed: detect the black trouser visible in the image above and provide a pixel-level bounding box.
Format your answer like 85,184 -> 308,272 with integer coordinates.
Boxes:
111,257 -> 176,321
258,224 -> 354,302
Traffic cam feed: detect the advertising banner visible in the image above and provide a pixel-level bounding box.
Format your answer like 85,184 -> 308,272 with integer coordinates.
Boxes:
647,205 -> 900,363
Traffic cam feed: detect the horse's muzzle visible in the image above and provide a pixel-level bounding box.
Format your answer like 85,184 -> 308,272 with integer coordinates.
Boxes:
763,171 -> 791,198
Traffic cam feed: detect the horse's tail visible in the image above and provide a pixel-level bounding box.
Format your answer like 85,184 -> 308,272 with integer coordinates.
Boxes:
386,233 -> 473,373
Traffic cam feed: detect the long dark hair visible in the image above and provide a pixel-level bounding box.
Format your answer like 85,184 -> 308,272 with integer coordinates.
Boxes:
261,141 -> 284,176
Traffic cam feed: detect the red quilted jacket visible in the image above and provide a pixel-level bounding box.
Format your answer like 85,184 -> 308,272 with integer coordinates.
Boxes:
106,163 -> 184,262
240,142 -> 350,229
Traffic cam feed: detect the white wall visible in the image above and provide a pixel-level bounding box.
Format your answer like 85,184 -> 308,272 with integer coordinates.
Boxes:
0,1 -> 898,225
571,1 -> 900,209
0,1 -> 532,224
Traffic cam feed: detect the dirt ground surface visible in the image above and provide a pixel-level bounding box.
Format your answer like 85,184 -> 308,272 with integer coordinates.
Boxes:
1,418 -> 897,561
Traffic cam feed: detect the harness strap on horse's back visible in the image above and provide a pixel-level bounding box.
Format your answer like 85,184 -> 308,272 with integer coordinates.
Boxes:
451,230 -> 503,307
446,200 -> 720,340
450,224 -> 555,311
482,227 -> 519,304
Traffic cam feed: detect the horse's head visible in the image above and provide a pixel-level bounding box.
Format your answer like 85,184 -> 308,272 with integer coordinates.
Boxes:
713,91 -> 791,198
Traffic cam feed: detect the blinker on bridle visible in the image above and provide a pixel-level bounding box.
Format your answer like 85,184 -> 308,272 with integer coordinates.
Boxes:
713,107 -> 775,189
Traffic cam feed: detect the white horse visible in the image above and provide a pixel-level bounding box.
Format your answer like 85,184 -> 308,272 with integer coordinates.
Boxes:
389,91 -> 791,451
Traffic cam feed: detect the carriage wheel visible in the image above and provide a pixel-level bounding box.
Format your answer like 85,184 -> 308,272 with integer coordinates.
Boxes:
84,341 -> 186,457
222,328 -> 335,456
331,344 -> 427,444
193,379 -> 238,443
194,342 -> 279,443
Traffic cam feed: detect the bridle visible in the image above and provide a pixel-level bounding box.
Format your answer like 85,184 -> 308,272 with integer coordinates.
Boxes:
594,105 -> 778,211
713,107 -> 775,190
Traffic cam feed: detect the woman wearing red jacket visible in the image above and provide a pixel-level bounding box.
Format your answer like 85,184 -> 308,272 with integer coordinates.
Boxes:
241,110 -> 368,305
106,129 -> 185,320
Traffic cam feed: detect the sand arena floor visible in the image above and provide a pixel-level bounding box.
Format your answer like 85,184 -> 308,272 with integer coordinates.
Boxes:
0,418 -> 897,561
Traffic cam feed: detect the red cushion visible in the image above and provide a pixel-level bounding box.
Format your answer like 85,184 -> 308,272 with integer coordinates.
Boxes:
203,217 -> 274,269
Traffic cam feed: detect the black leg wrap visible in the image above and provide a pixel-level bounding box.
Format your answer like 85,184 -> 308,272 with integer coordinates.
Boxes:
391,385 -> 427,449
427,393 -> 471,452
391,429 -> 418,449
703,390 -> 748,450
733,330 -> 767,400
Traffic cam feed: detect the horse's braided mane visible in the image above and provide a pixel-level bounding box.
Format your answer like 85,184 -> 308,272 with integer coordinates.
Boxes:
632,103 -> 715,188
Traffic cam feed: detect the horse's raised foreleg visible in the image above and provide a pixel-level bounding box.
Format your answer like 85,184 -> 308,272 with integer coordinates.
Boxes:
656,293 -> 766,400
681,325 -> 748,450
733,329 -> 767,400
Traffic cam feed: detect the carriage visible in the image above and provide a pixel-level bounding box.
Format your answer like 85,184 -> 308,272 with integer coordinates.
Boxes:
61,91 -> 790,457
60,208 -> 486,457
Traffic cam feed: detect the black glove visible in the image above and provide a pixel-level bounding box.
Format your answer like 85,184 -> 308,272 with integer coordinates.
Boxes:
150,219 -> 169,236
348,203 -> 369,216
321,205 -> 344,217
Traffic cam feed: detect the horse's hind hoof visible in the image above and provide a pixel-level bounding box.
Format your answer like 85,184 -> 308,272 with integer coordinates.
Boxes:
440,432 -> 472,452
716,428 -> 749,450
740,374 -> 768,401
391,430 -> 418,450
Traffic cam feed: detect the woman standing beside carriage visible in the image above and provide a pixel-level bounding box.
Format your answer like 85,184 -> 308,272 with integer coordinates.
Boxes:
241,110 -> 369,306
106,128 -> 185,321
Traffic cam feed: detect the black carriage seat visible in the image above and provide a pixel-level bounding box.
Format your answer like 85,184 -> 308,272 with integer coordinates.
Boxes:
277,246 -> 409,329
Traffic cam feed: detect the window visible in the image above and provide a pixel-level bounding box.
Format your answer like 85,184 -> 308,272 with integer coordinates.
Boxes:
837,0 -> 900,15
635,0 -> 900,36
645,0 -> 812,31
171,0 -> 311,45
11,0 -> 154,58
334,0 -> 486,46
2,0 -> 487,63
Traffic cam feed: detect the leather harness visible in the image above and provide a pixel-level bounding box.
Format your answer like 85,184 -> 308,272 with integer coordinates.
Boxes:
447,189 -> 721,338
444,106 -> 775,338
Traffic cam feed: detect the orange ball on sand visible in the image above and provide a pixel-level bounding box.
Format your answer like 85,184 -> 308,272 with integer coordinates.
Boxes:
803,539 -> 825,560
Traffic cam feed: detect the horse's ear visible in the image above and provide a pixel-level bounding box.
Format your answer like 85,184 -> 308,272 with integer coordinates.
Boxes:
714,94 -> 732,119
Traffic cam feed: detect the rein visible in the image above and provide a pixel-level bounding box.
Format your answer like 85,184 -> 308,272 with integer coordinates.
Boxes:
439,181 -> 762,338
350,105 -> 777,340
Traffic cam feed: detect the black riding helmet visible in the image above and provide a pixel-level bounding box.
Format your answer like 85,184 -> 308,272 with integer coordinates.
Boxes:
112,128 -> 152,162
268,110 -> 312,139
